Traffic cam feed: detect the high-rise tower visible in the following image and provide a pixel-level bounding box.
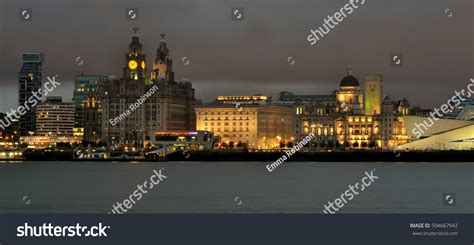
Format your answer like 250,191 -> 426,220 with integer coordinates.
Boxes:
18,53 -> 44,136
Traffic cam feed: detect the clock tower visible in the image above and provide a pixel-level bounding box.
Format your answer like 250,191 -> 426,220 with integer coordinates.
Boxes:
123,28 -> 147,81
151,34 -> 174,82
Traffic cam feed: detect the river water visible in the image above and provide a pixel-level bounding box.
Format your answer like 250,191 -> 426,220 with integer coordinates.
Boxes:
0,161 -> 472,213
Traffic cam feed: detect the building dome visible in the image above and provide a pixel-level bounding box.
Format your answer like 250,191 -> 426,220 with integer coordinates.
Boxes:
340,65 -> 359,87
340,75 -> 359,87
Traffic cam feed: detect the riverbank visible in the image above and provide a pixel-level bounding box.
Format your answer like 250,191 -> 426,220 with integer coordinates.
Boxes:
163,150 -> 473,162
13,150 -> 474,162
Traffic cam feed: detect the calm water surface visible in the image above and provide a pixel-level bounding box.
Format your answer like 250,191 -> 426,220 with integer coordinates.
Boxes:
0,161 -> 472,213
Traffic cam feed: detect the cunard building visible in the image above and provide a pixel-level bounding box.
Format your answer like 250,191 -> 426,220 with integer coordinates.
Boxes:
100,30 -> 196,147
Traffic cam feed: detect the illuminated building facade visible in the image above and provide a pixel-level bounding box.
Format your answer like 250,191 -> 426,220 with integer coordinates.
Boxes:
275,92 -> 337,144
216,95 -> 269,105
35,97 -> 75,136
195,104 -> 295,149
275,67 -> 411,149
335,66 -> 364,115
20,135 -> 81,149
100,30 -> 196,147
0,113 -> 20,150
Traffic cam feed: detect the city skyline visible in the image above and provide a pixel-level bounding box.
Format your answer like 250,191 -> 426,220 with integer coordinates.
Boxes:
0,0 -> 472,113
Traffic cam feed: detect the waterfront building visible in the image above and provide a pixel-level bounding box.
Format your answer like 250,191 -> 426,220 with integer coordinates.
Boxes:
272,67 -> 410,149
18,53 -> 44,136
35,97 -> 75,136
274,91 -> 337,144
195,103 -> 295,149
72,74 -> 105,131
100,30 -> 196,147
398,117 -> 474,150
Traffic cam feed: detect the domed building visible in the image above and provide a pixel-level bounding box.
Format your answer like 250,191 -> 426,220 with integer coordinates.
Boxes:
336,66 -> 365,115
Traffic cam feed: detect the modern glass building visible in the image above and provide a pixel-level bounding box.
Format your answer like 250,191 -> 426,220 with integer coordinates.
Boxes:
18,53 -> 44,136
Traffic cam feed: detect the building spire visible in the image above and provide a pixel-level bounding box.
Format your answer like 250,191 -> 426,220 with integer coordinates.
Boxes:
347,65 -> 353,76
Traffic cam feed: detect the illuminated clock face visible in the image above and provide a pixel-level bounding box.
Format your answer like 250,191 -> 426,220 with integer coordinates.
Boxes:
128,60 -> 138,70
141,61 -> 145,69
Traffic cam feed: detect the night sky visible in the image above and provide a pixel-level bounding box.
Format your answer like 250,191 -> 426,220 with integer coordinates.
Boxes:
0,0 -> 472,112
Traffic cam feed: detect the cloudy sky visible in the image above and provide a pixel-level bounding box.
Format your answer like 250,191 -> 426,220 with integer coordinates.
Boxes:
0,0 -> 472,112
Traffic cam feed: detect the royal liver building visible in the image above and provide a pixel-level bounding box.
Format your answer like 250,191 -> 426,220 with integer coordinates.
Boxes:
100,30 -> 196,147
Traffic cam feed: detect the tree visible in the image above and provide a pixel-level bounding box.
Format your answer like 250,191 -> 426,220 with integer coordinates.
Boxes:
361,142 -> 368,148
287,142 -> 294,148
368,141 -> 376,148
279,141 -> 286,148
352,142 -> 359,148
